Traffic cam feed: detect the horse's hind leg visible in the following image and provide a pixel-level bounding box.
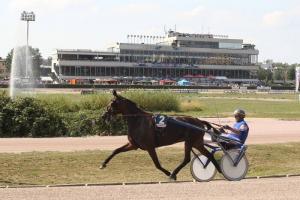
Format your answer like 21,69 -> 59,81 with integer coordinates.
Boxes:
169,141 -> 192,181
147,148 -> 171,177
193,143 -> 221,173
100,142 -> 137,169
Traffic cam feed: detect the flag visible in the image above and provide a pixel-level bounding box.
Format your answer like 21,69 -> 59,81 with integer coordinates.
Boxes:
296,67 -> 300,92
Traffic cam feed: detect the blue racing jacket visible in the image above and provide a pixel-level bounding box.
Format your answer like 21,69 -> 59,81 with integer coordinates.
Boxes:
227,120 -> 249,144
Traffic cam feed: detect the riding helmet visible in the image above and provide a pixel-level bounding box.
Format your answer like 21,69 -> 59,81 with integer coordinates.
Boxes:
234,109 -> 246,117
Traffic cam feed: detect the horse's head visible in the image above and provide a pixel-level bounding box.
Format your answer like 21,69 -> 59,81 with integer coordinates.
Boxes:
102,90 -> 137,123
102,90 -> 122,123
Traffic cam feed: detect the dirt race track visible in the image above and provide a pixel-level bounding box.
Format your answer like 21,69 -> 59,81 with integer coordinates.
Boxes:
0,118 -> 300,199
1,176 -> 300,200
0,118 -> 299,153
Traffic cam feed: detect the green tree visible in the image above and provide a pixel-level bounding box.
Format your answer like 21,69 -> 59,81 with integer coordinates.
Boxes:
272,63 -> 298,83
257,67 -> 267,81
273,68 -> 283,81
282,64 -> 289,83
5,49 -> 13,73
287,65 -> 296,80
257,67 -> 273,84
273,63 -> 289,83
42,57 -> 52,66
31,47 -> 43,79
4,47 -> 43,79
265,69 -> 273,84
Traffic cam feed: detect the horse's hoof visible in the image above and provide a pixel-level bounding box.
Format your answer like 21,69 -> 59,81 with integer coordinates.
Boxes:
99,164 -> 106,169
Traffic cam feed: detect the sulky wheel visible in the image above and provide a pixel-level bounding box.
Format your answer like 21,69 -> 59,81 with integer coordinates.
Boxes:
190,154 -> 217,182
220,149 -> 249,181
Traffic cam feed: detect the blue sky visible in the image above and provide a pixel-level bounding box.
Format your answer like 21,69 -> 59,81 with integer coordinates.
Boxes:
0,0 -> 299,63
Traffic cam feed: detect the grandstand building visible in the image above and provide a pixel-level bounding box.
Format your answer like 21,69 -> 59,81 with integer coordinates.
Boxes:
52,30 -> 259,83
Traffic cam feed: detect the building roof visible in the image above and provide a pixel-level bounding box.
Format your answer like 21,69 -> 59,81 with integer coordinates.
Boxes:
56,49 -> 117,56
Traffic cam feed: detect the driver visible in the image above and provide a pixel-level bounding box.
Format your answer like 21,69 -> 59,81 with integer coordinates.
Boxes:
220,109 -> 249,148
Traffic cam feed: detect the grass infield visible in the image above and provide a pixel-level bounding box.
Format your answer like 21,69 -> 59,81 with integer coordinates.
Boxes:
2,90 -> 300,119
0,142 -> 299,186
36,92 -> 300,119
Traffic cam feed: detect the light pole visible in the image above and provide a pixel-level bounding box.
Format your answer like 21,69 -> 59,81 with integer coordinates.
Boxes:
21,11 -> 35,46
21,11 -> 35,78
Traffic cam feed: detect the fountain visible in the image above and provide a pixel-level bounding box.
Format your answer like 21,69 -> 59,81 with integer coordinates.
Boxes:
9,45 -> 35,98
9,11 -> 36,99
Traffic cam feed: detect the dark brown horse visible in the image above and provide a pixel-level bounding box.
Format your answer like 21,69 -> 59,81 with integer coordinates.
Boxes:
100,90 -> 221,180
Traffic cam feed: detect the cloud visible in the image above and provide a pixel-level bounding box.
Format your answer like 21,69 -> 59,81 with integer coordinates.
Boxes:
175,5 -> 245,35
112,3 -> 161,14
10,0 -> 87,11
176,5 -> 238,24
262,11 -> 285,26
177,6 -> 205,18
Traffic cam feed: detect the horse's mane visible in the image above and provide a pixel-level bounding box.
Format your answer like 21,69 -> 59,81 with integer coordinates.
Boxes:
116,95 -> 148,114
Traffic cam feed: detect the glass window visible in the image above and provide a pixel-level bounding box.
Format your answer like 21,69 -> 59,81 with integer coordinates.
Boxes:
219,43 -> 242,49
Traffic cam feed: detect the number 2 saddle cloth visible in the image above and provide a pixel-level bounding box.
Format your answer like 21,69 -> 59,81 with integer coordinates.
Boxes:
153,114 -> 168,129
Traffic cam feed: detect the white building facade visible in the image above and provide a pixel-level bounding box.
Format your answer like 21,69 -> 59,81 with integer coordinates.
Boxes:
52,31 -> 259,83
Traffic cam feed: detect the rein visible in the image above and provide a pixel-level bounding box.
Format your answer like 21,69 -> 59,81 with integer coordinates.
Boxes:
115,114 -> 225,127
210,122 -> 224,127
110,113 -> 152,117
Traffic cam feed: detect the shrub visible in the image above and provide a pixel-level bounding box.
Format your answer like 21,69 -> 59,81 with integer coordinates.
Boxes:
180,100 -> 203,112
37,93 -> 111,113
61,111 -> 98,137
97,115 -> 128,136
0,90 -> 181,137
124,90 -> 180,112
79,94 -> 111,111
0,95 -> 66,137
61,111 -> 127,137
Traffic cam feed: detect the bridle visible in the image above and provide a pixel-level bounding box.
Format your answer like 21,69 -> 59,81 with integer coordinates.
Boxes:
102,98 -> 151,122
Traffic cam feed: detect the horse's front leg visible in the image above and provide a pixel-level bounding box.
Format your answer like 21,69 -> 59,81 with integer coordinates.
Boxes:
169,141 -> 192,181
100,142 -> 137,169
147,148 -> 171,177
